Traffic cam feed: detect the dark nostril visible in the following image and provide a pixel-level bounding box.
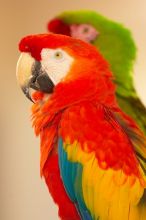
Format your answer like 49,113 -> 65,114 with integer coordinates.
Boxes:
31,74 -> 39,84
31,75 -> 36,83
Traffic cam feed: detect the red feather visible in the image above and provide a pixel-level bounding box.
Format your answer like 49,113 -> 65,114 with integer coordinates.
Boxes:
19,34 -> 104,61
43,154 -> 80,220
48,18 -> 71,36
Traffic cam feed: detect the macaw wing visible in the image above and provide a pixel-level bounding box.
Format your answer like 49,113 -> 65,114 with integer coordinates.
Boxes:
58,139 -> 92,219
58,102 -> 146,220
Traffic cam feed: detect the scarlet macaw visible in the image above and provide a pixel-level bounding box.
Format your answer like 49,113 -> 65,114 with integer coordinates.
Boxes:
16,34 -> 146,220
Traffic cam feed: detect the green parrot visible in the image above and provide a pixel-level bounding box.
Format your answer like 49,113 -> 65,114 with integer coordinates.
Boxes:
48,10 -> 146,134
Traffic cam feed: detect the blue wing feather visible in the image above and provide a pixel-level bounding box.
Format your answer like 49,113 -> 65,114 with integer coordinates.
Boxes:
58,138 -> 92,220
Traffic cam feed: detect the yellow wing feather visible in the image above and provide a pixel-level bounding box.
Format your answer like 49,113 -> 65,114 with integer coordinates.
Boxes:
63,140 -> 146,220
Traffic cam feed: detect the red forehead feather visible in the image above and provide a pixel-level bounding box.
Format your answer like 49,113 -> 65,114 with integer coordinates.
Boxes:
19,33 -> 101,61
48,18 -> 71,35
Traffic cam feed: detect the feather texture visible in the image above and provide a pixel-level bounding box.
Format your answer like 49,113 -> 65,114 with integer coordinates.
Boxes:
58,102 -> 146,220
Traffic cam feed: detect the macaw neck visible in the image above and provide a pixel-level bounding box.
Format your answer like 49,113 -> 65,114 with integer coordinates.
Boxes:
43,75 -> 115,110
32,74 -> 117,132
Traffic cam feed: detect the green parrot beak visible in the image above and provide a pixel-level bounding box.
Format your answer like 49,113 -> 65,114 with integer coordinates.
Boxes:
16,53 -> 55,102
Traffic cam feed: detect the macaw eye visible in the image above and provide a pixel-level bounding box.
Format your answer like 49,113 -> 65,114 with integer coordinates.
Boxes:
83,27 -> 89,33
54,51 -> 64,60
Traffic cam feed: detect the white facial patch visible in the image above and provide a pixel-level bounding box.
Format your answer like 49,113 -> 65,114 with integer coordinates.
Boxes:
40,48 -> 74,85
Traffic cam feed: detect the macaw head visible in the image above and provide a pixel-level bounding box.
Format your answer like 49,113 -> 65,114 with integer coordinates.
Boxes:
16,33 -> 114,108
48,18 -> 99,42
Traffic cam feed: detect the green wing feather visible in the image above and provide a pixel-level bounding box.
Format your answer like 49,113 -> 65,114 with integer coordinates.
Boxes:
56,10 -> 146,134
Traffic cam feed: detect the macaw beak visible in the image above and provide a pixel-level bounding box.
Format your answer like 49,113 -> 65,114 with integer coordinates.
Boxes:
16,53 -> 55,102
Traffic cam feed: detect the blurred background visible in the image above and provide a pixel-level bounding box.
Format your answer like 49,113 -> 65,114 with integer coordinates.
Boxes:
0,0 -> 146,219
